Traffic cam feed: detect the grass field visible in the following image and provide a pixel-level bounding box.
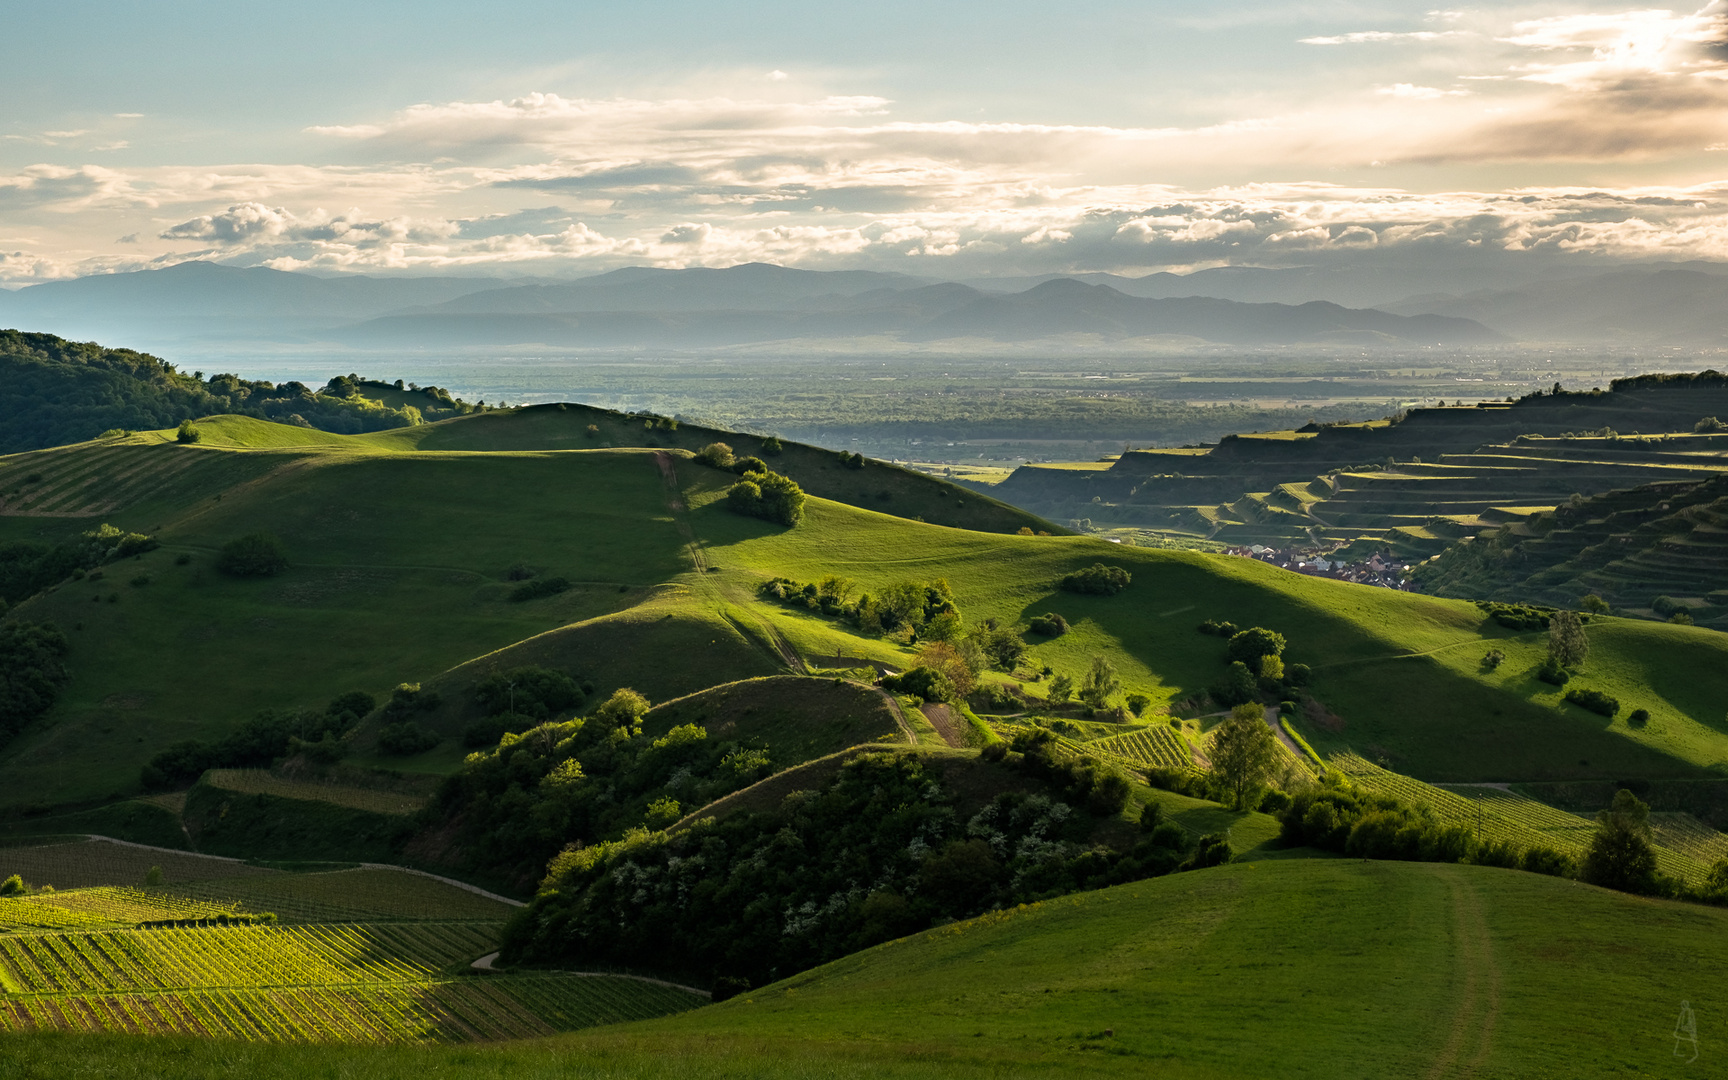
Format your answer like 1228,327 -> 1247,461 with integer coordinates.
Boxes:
2,858 -> 1720,1075
6,408 -> 1728,821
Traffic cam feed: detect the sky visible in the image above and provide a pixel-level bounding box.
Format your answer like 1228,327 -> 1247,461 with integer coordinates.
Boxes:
6,0 -> 1728,285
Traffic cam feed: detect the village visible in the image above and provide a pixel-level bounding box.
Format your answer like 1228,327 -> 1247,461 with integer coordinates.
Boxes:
1223,545 -> 1416,591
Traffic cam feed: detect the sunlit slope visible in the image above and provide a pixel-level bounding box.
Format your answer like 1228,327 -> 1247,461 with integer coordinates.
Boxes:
8,859 -> 1720,1078
688,462 -> 1728,782
1,446 -> 693,805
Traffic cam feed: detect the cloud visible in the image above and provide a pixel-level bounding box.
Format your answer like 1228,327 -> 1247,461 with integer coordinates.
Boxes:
1504,4 -> 1728,90
1377,84 -> 1470,98
1300,30 -> 1463,45
766,70 -> 789,81
0,165 -> 146,210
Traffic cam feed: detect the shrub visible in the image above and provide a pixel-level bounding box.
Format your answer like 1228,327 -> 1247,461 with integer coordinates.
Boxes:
1536,657 -> 1570,686
377,721 -> 439,756
0,874 -> 23,896
215,532 -> 288,577
1481,649 -> 1506,670
1197,619 -> 1239,637
1547,610 -> 1589,668
325,690 -> 376,728
1125,693 -> 1151,717
594,688 -> 652,731
1564,687 -> 1620,717
0,620 -> 71,743
727,469 -> 807,526
697,442 -> 734,468
731,456 -> 767,476
473,666 -> 584,720
1628,707 -> 1650,728
1028,612 -> 1069,637
1285,662 -> 1311,687
883,666 -> 956,703
1226,627 -> 1286,672
1580,594 -> 1610,614
1670,611 -> 1695,625
1580,789 -> 1659,895
175,420 -> 202,444
1478,601 -> 1550,630
760,436 -> 784,455
1078,656 -> 1121,709
1058,563 -> 1131,596
975,624 -> 1027,671
509,576 -> 572,602
1047,674 -> 1074,704
1652,595 -> 1680,616
1210,661 -> 1258,708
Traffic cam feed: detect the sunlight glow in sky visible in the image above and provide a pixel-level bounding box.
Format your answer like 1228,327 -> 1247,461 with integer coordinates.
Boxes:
6,1 -> 1728,283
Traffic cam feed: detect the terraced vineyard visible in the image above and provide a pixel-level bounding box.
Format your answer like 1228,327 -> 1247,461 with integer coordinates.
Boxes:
1086,726 -> 1194,770
0,840 -> 704,1043
1334,755 -> 1717,885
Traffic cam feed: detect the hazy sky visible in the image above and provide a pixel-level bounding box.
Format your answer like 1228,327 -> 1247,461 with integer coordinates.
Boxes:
6,1 -> 1728,283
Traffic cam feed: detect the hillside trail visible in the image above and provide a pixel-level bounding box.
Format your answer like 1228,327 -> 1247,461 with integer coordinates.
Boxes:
1422,869 -> 1503,1078
1261,705 -> 1307,761
654,451 -> 708,573
875,688 -> 920,745
468,951 -> 711,998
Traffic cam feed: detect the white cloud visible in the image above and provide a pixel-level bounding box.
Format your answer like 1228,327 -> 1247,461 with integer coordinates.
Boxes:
766,70 -> 789,81
1505,4 -> 1728,90
1300,30 -> 1463,45
1377,84 -> 1470,98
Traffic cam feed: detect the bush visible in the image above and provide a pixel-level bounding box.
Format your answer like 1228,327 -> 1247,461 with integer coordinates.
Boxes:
377,721 -> 439,756
1564,687 -> 1620,717
1481,649 -> 1505,670
1226,627 -> 1286,672
1058,563 -> 1131,596
1478,601 -> 1550,630
1210,661 -> 1258,708
731,456 -> 767,476
696,442 -> 734,468
1285,663 -> 1311,687
175,420 -> 202,444
1125,693 -> 1151,717
1047,674 -> 1074,704
473,666 -> 584,721
508,576 -> 571,602
1028,612 -> 1069,637
1536,657 -> 1570,686
1197,619 -> 1239,637
1628,707 -> 1650,728
727,469 -> 807,526
0,874 -> 24,896
0,620 -> 71,744
215,532 -> 288,577
882,666 -> 956,703
325,690 -> 376,728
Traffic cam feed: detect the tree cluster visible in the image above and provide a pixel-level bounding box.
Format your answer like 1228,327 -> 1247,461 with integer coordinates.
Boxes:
1058,563 -> 1131,596
0,522 -> 158,605
500,749 -> 1219,993
216,532 -> 289,578
140,691 -> 372,788
0,621 -> 70,746
464,666 -> 589,747
727,468 -> 807,526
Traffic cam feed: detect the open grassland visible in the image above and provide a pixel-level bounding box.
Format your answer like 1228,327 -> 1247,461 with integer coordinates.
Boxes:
5,410 -> 1728,820
4,859 -> 1722,1076
642,676 -> 905,763
203,771 -> 428,816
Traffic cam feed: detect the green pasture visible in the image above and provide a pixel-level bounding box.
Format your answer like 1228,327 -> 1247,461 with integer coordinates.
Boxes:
5,859 -> 1720,1077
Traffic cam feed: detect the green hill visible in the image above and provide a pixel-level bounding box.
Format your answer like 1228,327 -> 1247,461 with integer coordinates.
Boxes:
3,408 -> 1728,820
6,858 -> 1722,1077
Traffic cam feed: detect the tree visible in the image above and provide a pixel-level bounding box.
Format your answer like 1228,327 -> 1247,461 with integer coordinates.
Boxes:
1210,703 -> 1279,810
1210,661 -> 1258,708
1580,594 -> 1610,614
216,532 -> 288,577
915,641 -> 978,699
1547,610 -> 1589,669
1125,693 -> 1151,717
0,620 -> 71,742
1058,563 -> 1131,596
176,420 -> 202,444
1580,789 -> 1660,895
1078,656 -> 1120,709
1048,674 -> 1074,704
697,442 -> 734,468
594,688 -> 651,733
975,624 -> 1027,672
1226,627 -> 1287,674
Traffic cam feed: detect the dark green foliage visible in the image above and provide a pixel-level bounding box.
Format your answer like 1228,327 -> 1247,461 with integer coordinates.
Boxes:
1477,601 -> 1552,631
759,436 -> 784,455
473,666 -> 585,721
377,721 -> 439,756
882,666 -> 956,703
1058,563 -> 1131,596
1125,692 -> 1151,717
1210,704 -> 1279,810
727,469 -> 807,526
175,420 -> 202,444
1548,610 -> 1590,668
1183,834 -> 1234,871
0,874 -> 24,896
1027,612 -> 1069,637
1564,687 -> 1620,717
1481,649 -> 1506,670
0,621 -> 71,744
501,751 -> 1186,989
1285,662 -> 1312,687
1210,661 -> 1259,708
324,690 -> 376,727
462,711 -> 534,750
0,523 -> 158,605
1537,657 -> 1571,686
0,330 -> 474,453
1197,619 -> 1239,637
696,442 -> 734,468
1628,708 -> 1651,728
975,622 -> 1027,671
731,456 -> 767,476
141,706 -> 358,789
1581,790 -> 1661,895
1651,595 -> 1681,617
507,576 -> 571,602
216,532 -> 288,577
382,682 -> 441,720
420,700 -> 778,889
1226,627 -> 1287,673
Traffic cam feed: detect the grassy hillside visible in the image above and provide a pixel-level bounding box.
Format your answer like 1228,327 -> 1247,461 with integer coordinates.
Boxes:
5,858 -> 1721,1076
3,410 -> 1728,820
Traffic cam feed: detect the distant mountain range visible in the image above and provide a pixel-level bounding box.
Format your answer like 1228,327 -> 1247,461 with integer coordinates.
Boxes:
9,257 -> 1728,352
0,261 -> 1501,352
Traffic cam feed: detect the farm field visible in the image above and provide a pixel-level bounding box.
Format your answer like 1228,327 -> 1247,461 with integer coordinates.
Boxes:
0,838 -> 702,1043
3,858 -> 1722,1077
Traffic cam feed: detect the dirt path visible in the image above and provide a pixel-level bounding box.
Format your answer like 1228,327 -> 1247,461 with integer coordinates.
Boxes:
1423,871 -> 1502,1079
468,952 -> 711,998
920,703 -> 966,747
1262,705 -> 1308,761
654,450 -> 708,572
876,689 -> 920,745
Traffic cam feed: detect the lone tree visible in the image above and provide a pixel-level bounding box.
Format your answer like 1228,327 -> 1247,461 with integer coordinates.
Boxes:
1580,788 -> 1659,895
1548,610 -> 1589,669
1210,703 -> 1279,810
594,688 -> 651,733
1226,627 -> 1287,676
1078,656 -> 1121,709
